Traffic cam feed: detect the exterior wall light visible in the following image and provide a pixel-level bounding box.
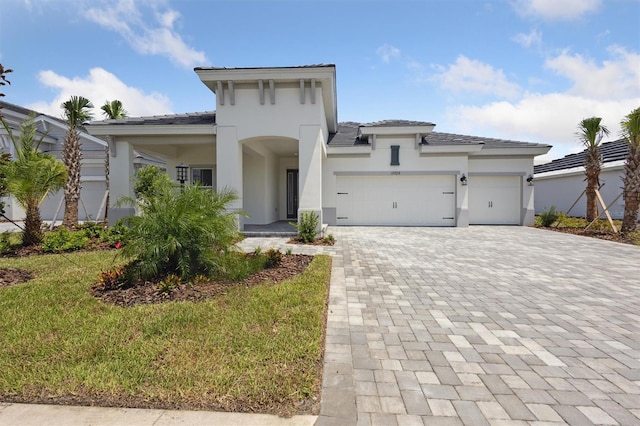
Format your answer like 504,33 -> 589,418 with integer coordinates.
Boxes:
176,163 -> 189,186
460,174 -> 467,186
526,174 -> 534,186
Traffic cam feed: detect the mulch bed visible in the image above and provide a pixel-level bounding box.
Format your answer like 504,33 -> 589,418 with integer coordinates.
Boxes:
0,268 -> 34,288
534,225 -> 640,245
92,254 -> 314,307
287,237 -> 335,246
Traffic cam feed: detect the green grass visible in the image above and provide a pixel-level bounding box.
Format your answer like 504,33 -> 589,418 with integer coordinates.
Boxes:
0,250 -> 331,414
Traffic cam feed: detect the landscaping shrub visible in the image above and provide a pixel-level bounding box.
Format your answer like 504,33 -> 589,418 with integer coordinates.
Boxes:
42,227 -> 89,253
0,232 -> 11,255
78,222 -> 106,239
323,233 -> 335,244
538,206 -> 560,227
96,266 -> 127,290
117,173 -> 243,284
291,211 -> 319,243
158,274 -> 181,295
265,248 -> 283,268
99,221 -> 131,248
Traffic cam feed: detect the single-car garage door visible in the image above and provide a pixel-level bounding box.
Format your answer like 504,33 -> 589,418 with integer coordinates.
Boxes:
336,174 -> 456,226
469,175 -> 521,225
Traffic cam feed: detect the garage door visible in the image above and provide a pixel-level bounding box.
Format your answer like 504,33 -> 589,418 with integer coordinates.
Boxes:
336,174 -> 456,226
469,175 -> 521,225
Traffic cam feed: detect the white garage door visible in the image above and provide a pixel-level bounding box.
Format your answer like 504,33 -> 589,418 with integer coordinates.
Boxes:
336,174 -> 456,226
469,175 -> 521,225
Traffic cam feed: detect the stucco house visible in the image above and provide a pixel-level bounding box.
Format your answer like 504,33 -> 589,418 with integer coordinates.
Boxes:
534,139 -> 636,220
86,64 -> 551,229
0,100 -> 164,222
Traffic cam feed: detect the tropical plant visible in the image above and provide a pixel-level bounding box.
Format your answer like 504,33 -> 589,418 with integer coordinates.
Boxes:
61,95 -> 94,227
117,174 -> 243,283
0,63 -> 11,99
620,107 -> 640,234
577,117 -> 609,222
0,115 -> 67,245
290,211 -> 319,243
133,165 -> 172,202
538,205 -> 559,227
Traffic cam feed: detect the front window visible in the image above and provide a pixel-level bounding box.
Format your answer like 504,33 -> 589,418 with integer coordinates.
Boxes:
192,167 -> 214,188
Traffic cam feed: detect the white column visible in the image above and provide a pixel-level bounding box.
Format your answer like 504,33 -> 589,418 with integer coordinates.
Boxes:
108,140 -> 135,224
457,158 -> 470,227
523,172 -> 535,226
298,125 -> 324,230
216,126 -> 244,229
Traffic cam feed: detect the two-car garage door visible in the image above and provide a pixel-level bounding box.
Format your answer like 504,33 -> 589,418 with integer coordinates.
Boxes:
336,175 -> 456,226
335,174 -> 522,226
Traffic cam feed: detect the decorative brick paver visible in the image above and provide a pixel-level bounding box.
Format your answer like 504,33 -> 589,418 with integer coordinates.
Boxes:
241,226 -> 640,425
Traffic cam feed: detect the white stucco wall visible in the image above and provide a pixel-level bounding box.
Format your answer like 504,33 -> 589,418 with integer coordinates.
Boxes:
323,135 -> 470,226
535,167 -> 628,219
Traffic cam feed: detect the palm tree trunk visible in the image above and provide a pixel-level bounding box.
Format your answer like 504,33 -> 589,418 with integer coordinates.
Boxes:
621,144 -> 640,233
23,200 -> 43,246
63,128 -> 81,227
585,149 -> 601,222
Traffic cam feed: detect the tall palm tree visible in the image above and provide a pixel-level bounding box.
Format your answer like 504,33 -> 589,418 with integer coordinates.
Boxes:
100,100 -> 128,222
61,95 -> 93,227
0,115 -> 66,245
101,100 -> 128,119
621,107 -> 640,233
577,117 -> 610,222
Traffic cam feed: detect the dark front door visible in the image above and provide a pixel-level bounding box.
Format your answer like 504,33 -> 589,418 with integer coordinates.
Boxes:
287,169 -> 299,219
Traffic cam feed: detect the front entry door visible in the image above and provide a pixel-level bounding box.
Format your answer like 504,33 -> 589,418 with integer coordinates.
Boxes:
286,169 -> 299,219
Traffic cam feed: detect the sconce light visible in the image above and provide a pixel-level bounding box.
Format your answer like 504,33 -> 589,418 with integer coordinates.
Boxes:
460,174 -> 467,186
176,163 -> 188,185
526,174 -> 534,186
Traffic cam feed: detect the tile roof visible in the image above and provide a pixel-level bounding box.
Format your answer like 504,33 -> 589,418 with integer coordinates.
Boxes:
327,122 -> 551,149
194,64 -> 335,71
534,139 -> 629,174
87,111 -> 216,126
0,100 -> 67,126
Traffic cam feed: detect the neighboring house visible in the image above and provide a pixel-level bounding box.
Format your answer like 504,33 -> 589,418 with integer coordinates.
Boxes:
533,139 -> 636,221
86,64 -> 551,228
0,101 -> 164,222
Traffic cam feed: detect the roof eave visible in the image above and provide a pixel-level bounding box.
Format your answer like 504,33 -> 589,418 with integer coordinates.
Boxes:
86,124 -> 217,137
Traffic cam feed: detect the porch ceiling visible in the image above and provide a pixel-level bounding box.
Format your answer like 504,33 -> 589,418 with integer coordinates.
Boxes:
243,138 -> 298,158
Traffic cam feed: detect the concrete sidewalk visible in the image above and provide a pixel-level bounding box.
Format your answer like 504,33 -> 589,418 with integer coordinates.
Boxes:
0,403 -> 318,426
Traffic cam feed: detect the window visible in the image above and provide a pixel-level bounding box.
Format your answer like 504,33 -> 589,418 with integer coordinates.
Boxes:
391,145 -> 400,166
192,167 -> 215,188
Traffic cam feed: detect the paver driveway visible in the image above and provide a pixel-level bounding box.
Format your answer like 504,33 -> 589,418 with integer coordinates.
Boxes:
315,226 -> 640,426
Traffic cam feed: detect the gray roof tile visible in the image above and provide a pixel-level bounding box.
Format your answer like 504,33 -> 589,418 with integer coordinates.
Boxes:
194,64 -> 335,71
88,111 -> 216,126
534,139 -> 629,174
424,132 -> 551,149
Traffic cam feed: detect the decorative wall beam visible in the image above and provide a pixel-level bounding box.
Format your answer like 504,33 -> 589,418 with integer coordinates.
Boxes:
310,79 -> 316,104
258,80 -> 265,105
415,134 -> 421,149
371,134 -> 376,150
299,79 -> 306,104
107,135 -> 116,157
227,80 -> 235,105
269,80 -> 276,105
216,81 -> 224,105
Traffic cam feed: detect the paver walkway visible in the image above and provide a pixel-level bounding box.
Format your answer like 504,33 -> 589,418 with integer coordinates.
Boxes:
309,226 -> 640,426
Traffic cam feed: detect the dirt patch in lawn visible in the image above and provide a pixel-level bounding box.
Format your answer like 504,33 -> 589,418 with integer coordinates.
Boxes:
92,254 -> 314,307
0,268 -> 34,288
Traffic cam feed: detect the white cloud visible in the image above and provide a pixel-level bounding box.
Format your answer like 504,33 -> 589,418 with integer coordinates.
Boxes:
83,0 -> 207,68
376,44 -> 400,63
433,55 -> 521,99
513,0 -> 601,20
446,47 -> 640,160
545,46 -> 640,100
512,29 -> 542,48
27,67 -> 172,119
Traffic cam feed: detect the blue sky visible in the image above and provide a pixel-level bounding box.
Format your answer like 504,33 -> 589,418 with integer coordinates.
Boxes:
1,0 -> 639,161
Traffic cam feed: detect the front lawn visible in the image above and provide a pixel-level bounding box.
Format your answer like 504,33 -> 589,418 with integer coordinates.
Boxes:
0,250 -> 331,416
534,214 -> 640,245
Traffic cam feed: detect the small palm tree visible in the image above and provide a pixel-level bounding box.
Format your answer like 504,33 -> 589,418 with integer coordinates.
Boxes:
100,100 -> 128,222
61,95 -> 94,227
577,117 -> 610,222
0,115 -> 66,245
621,107 -> 640,233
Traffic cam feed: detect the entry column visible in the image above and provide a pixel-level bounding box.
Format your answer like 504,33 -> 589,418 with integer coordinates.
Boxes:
109,140 -> 135,224
298,125 -> 324,230
216,126 -> 244,229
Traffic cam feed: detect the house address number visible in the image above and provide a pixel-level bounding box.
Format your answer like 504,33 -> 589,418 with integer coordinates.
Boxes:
390,171 -> 401,175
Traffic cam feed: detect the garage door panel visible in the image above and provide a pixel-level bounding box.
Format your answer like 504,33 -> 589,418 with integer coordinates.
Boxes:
336,175 -> 455,226
469,176 -> 520,225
